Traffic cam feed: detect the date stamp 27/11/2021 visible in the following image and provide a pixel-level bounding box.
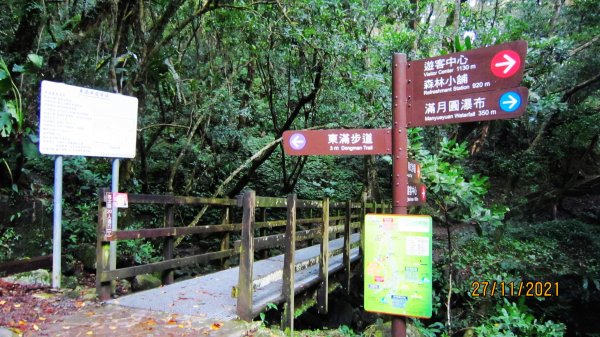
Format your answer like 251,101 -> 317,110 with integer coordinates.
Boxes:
470,281 -> 559,297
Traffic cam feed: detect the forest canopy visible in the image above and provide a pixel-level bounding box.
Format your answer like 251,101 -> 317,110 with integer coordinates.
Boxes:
0,0 -> 599,336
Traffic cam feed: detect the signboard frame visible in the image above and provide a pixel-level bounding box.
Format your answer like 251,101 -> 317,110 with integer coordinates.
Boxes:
364,214 -> 433,318
39,80 -> 139,158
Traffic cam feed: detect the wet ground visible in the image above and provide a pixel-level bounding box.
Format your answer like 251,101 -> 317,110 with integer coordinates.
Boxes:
0,277 -> 263,337
30,303 -> 260,337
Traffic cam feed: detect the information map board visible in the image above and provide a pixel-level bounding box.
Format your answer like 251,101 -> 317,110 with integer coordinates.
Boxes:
364,214 -> 432,318
39,81 -> 138,158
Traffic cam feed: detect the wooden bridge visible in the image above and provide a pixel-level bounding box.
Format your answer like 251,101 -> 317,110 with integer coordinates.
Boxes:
96,189 -> 391,329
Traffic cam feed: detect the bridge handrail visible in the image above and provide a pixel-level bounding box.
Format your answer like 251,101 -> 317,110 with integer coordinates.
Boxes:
95,188 -> 391,308
236,192 -> 371,326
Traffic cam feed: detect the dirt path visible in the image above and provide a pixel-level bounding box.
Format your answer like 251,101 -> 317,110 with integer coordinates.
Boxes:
0,279 -> 262,337
30,303 -> 259,337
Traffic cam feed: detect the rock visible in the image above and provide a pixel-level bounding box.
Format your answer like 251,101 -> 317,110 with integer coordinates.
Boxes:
81,288 -> 97,301
0,327 -> 21,337
76,244 -> 97,271
61,275 -> 79,289
132,274 -> 161,291
118,279 -> 131,294
4,269 -> 50,287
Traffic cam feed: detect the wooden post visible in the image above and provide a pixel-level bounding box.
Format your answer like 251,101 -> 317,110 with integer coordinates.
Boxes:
336,207 -> 341,239
317,197 -> 329,314
261,208 -> 268,259
360,192 -> 367,255
343,200 -> 351,294
282,194 -> 297,332
391,52 -> 409,337
162,194 -> 175,285
220,207 -> 231,266
96,187 -> 111,300
237,190 -> 256,321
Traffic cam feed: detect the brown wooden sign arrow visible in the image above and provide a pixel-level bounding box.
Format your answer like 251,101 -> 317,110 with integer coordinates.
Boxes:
407,40 -> 527,101
408,86 -> 529,127
282,129 -> 392,156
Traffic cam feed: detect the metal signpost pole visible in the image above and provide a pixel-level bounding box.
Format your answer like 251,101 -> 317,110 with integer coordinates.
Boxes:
391,53 -> 409,336
52,155 -> 63,289
109,158 -> 119,271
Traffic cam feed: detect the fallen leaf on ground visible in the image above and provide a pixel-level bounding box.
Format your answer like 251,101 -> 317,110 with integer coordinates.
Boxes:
144,318 -> 158,326
210,322 -> 223,330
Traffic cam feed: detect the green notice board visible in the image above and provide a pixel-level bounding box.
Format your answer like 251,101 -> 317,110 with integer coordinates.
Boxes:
364,214 -> 432,318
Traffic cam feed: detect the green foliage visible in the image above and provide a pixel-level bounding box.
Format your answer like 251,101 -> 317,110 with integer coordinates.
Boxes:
337,325 -> 359,337
412,134 -> 507,233
410,320 -> 447,337
474,299 -> 565,337
63,202 -> 97,250
259,302 -> 278,326
0,2 -> 598,335
0,227 -> 20,261
118,239 -> 159,265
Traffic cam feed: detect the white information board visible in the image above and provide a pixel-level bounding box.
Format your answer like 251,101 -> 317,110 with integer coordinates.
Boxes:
39,81 -> 138,158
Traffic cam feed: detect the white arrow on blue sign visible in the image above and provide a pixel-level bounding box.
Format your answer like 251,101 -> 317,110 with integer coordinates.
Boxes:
499,91 -> 522,112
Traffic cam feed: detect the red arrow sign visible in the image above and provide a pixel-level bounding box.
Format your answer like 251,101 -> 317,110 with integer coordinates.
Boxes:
407,183 -> 426,206
491,50 -> 521,78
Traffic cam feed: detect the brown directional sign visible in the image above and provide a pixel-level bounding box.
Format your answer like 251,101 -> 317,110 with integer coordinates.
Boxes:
407,40 -> 527,101
407,86 -> 528,127
283,128 -> 392,156
407,183 -> 426,206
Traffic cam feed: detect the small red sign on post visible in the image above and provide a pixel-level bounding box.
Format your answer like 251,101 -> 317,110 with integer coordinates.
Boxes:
408,160 -> 421,183
282,129 -> 392,156
407,183 -> 426,206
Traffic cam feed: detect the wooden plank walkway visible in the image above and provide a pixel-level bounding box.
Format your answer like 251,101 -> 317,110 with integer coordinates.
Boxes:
109,234 -> 360,321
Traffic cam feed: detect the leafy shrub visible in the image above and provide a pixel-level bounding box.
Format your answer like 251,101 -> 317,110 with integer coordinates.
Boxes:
475,299 -> 565,337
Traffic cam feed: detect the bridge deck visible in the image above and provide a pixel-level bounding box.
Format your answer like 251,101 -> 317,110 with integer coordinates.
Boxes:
109,233 -> 360,321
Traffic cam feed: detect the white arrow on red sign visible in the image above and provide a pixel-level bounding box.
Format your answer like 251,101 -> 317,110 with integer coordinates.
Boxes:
491,49 -> 521,78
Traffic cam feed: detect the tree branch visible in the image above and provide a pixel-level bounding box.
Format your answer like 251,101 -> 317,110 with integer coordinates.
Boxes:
569,35 -> 600,57
562,71 -> 600,102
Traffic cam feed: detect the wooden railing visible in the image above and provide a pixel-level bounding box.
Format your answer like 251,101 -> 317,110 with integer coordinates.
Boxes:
0,255 -> 55,276
95,188 -> 391,320
96,188 -> 239,299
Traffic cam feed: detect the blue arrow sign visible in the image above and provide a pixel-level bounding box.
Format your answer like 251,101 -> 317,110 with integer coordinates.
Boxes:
499,91 -> 522,112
